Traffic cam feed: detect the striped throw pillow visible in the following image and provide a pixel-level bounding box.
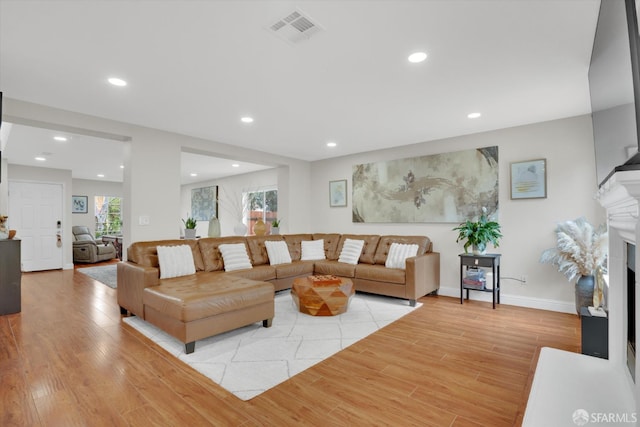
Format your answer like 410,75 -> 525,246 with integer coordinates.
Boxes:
385,243 -> 419,270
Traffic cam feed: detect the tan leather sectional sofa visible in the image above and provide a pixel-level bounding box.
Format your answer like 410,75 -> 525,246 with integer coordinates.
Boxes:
117,233 -> 440,353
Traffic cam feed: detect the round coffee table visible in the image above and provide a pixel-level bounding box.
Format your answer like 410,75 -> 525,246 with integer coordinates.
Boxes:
291,275 -> 354,316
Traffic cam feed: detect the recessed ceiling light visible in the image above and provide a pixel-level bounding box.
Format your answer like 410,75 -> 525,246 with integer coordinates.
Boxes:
53,136 -> 68,142
408,52 -> 427,63
34,156 -> 46,162
327,142 -> 337,147
108,77 -> 127,87
232,163 -> 240,168
467,112 -> 482,119
97,174 -> 105,178
190,173 -> 198,177
120,165 -> 124,169
240,117 -> 254,124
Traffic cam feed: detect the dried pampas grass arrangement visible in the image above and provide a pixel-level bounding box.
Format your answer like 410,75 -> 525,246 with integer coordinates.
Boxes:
539,217 -> 608,282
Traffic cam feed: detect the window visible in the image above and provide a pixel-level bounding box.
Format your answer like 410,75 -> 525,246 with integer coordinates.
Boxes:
245,188 -> 277,234
95,196 -> 122,238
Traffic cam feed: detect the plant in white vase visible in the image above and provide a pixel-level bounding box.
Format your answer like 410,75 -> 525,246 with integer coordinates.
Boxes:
271,218 -> 281,235
453,207 -> 502,255
182,215 -> 197,239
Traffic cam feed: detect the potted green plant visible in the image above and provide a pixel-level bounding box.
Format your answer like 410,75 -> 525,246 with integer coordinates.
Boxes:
453,208 -> 502,255
182,215 -> 197,239
539,217 -> 608,313
271,218 -> 281,235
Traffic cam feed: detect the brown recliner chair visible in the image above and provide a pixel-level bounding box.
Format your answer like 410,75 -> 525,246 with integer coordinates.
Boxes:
72,226 -> 117,263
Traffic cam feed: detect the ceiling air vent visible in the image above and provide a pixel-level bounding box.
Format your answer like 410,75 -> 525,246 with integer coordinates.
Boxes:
268,10 -> 323,44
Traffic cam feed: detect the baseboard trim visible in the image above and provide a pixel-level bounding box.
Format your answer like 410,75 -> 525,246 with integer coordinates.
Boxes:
437,286 -> 576,314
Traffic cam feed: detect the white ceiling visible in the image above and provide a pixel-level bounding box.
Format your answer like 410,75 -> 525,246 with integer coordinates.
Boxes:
1,123 -> 272,184
0,0 -> 601,182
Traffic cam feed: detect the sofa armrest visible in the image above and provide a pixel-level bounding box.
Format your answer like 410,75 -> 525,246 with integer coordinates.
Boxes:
405,252 -> 440,301
117,262 -> 160,317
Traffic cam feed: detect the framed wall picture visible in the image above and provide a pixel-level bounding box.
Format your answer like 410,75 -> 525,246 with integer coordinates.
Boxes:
352,146 -> 499,223
191,186 -> 218,221
72,195 -> 88,213
510,159 -> 547,199
329,179 -> 348,207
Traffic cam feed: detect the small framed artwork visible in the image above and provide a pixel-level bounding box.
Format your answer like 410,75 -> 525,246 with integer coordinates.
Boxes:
72,195 -> 88,214
510,159 -> 547,199
191,185 -> 218,221
329,179 -> 348,207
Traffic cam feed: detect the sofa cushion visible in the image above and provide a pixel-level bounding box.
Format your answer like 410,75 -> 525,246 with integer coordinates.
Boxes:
338,238 -> 365,265
312,233 -> 342,260
385,243 -> 419,270
246,235 -> 285,266
218,243 -> 253,272
274,261 -> 314,279
144,273 -> 273,322
337,234 -> 380,264
313,260 -> 356,278
127,239 -> 205,271
374,235 -> 431,265
157,245 -> 196,279
355,264 -> 406,285
227,265 -> 276,281
265,240 -> 292,265
301,239 -> 326,261
198,237 -> 246,272
283,234 -> 313,261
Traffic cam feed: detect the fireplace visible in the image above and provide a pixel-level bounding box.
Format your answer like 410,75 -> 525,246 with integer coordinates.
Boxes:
521,170 -> 637,424
629,243 -> 636,380
597,169 -> 640,409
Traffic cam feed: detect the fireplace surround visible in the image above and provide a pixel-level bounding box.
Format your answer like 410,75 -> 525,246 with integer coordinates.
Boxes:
597,170 -> 640,410
522,171 -> 638,425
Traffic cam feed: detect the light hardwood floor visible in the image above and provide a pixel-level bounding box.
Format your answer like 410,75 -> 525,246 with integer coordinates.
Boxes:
1,265 -> 580,426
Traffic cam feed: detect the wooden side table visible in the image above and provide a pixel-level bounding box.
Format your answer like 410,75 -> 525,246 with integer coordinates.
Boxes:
459,253 -> 501,309
291,275 -> 354,316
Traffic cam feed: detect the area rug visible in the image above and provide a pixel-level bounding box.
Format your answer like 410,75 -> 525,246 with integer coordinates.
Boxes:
76,264 -> 118,288
123,291 -> 421,400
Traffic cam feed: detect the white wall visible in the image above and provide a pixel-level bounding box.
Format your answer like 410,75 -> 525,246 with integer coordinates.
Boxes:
309,115 -> 605,312
3,98 -> 312,257
181,168 -> 279,237
5,168 -> 123,268
0,155 -> 7,213
8,164 -> 74,268
71,178 -> 123,234
3,98 -> 606,311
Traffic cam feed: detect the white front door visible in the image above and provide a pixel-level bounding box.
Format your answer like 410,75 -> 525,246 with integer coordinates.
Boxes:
9,181 -> 64,271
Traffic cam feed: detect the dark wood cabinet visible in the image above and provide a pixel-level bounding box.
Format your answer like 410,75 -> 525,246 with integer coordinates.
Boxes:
0,239 -> 21,315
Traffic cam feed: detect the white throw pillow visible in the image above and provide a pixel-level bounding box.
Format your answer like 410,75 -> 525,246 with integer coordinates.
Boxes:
301,239 -> 325,261
157,245 -> 196,279
218,243 -> 253,272
265,240 -> 292,266
385,243 -> 419,270
338,239 -> 365,265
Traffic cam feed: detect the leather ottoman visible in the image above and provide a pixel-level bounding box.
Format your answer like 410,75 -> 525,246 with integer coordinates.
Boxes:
142,273 -> 274,353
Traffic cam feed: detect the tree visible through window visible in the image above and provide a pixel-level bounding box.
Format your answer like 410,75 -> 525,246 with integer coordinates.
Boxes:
95,196 -> 122,238
246,189 -> 277,234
